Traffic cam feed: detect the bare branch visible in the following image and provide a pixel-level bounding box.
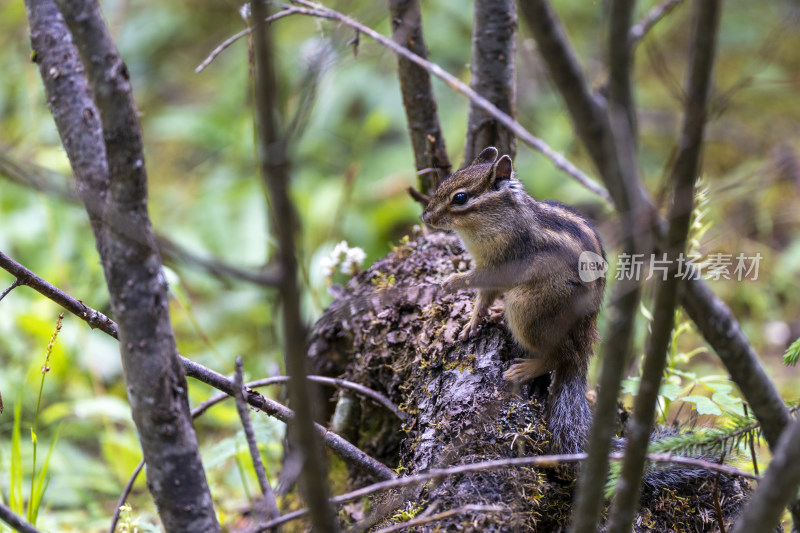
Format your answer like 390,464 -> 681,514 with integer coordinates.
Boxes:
570,277 -> 642,533
108,460 -> 144,533
0,251 -> 118,337
195,7 -> 303,73
249,0 -> 336,529
0,251 -> 396,482
463,0 -> 517,164
0,153 -> 281,288
517,4 -> 793,514
629,0 -> 685,49
234,356 -> 280,521
0,503 -> 43,533
198,0 -> 610,201
155,235 -> 282,287
731,417 -> 800,533
110,371 -> 404,533
0,279 -> 21,303
608,0 -> 637,140
387,0 -> 451,194
607,2 -> 723,531
249,452 -> 758,531
195,375 -> 406,421
183,359 -> 395,481
374,504 -> 505,533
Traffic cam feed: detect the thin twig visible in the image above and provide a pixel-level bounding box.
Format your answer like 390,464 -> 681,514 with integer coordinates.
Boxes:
234,356 -> 280,520
373,504 -> 505,533
247,452 -> 758,531
0,154 -> 281,288
290,0 -> 612,201
0,279 -> 21,303
108,460 -> 144,533
193,375 -> 405,421
201,0 -> 610,202
0,251 -> 396,482
195,7 -> 304,73
712,471 -> 726,532
629,0 -> 685,49
712,452 -> 728,533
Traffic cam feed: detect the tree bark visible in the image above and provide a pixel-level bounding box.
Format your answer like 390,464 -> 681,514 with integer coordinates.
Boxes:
25,1 -> 220,530
387,0 -> 451,194
463,0 -> 517,164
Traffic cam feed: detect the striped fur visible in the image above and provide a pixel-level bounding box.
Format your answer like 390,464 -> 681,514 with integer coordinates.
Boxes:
422,147 -> 606,453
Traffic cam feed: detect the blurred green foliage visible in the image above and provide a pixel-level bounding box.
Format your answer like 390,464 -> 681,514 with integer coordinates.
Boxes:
1,0 -> 799,530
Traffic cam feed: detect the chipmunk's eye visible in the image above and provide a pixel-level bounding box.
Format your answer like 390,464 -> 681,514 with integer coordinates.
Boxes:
452,192 -> 469,206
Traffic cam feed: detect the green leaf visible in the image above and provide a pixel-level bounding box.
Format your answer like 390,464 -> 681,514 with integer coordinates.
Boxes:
784,337 -> 800,367
621,377 -> 640,395
711,391 -> 745,417
659,383 -> 683,401
680,395 -> 723,416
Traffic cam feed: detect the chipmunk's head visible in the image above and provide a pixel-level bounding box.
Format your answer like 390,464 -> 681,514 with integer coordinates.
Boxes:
421,147 -> 521,231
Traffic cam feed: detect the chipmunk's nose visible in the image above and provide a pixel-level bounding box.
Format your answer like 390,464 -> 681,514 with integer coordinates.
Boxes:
421,210 -> 431,224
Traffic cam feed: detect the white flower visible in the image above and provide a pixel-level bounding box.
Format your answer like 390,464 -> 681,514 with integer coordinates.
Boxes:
341,246 -> 366,276
321,241 -> 365,279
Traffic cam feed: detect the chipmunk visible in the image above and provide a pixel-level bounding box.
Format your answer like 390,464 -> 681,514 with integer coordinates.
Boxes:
421,147 -> 606,454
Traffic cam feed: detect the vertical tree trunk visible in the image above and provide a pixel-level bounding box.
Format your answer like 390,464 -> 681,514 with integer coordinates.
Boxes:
463,0 -> 517,164
388,0 -> 451,194
25,1 -> 220,530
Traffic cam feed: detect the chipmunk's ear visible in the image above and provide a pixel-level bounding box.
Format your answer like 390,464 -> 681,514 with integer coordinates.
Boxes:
489,155 -> 513,189
472,147 -> 499,166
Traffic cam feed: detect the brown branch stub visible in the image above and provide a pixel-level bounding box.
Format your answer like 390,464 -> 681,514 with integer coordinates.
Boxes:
387,0 -> 451,195
463,0 -> 517,164
405,186 -> 430,207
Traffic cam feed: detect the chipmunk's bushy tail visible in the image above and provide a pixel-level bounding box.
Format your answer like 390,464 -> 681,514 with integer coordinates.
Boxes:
548,364 -> 744,504
547,360 -> 592,454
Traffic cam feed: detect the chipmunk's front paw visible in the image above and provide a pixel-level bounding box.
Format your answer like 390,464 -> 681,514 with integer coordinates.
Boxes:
503,358 -> 549,385
442,272 -> 469,293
